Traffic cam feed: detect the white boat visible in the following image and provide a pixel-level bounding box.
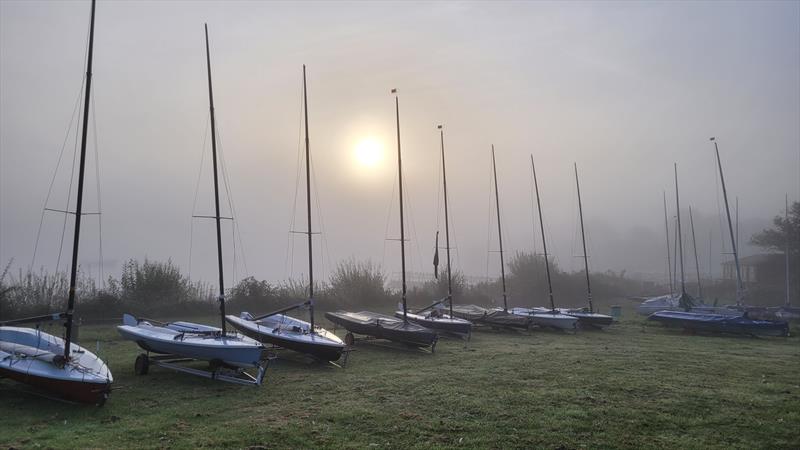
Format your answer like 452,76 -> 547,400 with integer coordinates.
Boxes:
225,66 -> 345,363
117,24 -> 268,385
226,312 -> 345,362
0,0 -> 113,404
636,294 -> 682,315
117,315 -> 264,369
510,307 -> 578,331
0,326 -> 112,405
512,157 -> 578,333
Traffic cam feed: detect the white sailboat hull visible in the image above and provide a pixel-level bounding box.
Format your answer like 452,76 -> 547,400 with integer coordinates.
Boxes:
0,326 -> 112,404
225,313 -> 345,362
510,307 -> 578,330
117,315 -> 265,369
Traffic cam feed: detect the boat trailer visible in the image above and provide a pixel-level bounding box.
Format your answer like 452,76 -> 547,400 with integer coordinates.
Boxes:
132,351 -> 274,386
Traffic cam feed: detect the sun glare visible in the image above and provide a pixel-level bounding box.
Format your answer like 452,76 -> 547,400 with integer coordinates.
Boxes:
354,138 -> 383,168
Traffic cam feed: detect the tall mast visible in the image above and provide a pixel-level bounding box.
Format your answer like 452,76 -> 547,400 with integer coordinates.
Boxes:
491,146 -> 508,312
303,65 -> 315,332
785,194 -> 790,307
711,138 -> 743,305
63,0 -> 96,359
673,220 -> 679,291
674,164 -> 686,296
663,191 -> 674,297
531,155 -> 555,312
574,163 -> 593,313
689,206 -> 702,299
393,89 -> 408,321
204,24 -> 226,333
439,125 -> 453,318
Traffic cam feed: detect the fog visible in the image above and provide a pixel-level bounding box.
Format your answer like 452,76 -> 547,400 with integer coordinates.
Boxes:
1,1 -> 798,290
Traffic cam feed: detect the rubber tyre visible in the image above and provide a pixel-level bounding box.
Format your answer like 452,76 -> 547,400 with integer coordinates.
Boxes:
134,353 -> 149,376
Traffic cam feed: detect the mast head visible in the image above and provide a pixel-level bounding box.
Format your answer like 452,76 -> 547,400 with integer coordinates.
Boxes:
437,124 -> 442,130
391,88 -> 397,94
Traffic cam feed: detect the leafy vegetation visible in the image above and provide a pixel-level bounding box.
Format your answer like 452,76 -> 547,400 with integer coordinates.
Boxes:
0,309 -> 797,449
751,200 -> 799,300
0,254 -> 660,322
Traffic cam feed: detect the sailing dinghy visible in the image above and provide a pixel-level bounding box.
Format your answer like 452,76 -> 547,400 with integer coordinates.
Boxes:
326,90 -> 437,350
226,66 -> 345,363
648,149 -> 789,336
0,0 -> 112,405
393,126 -> 472,339
509,156 -> 577,331
560,163 -> 613,329
449,147 -> 532,331
397,300 -> 472,339
117,24 -> 267,385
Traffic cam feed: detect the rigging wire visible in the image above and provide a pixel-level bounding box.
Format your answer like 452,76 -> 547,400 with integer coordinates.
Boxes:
484,150 -> 493,282
381,165 -> 398,273
188,115 -> 211,278
284,78 -> 305,280
310,154 -> 334,284
30,77 -> 86,271
90,86 -> 104,287
403,179 -> 425,277
216,124 -> 249,284
55,92 -> 83,276
55,12 -> 94,278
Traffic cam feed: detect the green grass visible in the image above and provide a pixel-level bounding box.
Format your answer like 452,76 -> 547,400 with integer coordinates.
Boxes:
1,307 -> 799,449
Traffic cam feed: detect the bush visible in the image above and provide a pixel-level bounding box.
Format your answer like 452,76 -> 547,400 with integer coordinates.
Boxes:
328,258 -> 389,309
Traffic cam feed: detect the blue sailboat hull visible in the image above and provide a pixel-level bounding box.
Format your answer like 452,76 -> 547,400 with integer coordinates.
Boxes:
648,311 -> 789,337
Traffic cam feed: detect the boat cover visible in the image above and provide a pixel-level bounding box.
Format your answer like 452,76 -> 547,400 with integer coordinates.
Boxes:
394,311 -> 472,336
325,311 -> 437,347
450,305 -> 531,329
647,310 -> 789,337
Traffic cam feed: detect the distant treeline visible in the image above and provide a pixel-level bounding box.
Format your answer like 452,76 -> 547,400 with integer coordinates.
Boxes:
0,252 -> 755,322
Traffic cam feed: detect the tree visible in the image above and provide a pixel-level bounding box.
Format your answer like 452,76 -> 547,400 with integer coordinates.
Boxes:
751,201 -> 800,256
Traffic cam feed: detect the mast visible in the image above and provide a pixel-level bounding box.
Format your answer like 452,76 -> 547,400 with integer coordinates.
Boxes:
204,24 -> 226,333
303,65 -> 315,332
574,163 -> 593,313
63,0 -> 96,359
674,163 -> 686,296
491,146 -> 508,312
711,137 -> 743,305
439,125 -> 453,318
786,194 -> 790,307
663,191 -> 674,297
531,155 -> 555,312
393,89 -> 408,321
689,205 -> 702,299
673,219 -> 679,291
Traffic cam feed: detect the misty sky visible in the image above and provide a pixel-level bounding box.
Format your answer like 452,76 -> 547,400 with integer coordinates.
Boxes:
1,0 -> 798,292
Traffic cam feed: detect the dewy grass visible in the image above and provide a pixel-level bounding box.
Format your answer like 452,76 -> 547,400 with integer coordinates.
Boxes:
1,310 -> 798,449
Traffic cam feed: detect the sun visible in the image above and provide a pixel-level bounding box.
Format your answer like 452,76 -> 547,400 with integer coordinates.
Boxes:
354,138 -> 383,168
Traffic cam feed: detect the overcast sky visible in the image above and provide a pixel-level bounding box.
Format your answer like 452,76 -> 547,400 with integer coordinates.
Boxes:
1,0 -> 798,291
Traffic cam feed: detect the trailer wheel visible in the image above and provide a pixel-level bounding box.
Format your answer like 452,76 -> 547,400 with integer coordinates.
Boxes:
134,353 -> 149,375
345,332 -> 355,346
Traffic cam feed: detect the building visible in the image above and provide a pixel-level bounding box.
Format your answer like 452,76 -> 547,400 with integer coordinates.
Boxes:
722,253 -> 785,286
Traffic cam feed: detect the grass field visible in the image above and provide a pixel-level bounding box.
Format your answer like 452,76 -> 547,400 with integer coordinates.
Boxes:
1,307 -> 799,449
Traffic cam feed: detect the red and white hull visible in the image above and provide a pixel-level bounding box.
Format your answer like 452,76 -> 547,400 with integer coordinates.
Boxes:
0,326 -> 112,405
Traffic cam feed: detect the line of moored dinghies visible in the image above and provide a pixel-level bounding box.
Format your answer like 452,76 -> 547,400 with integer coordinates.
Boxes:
635,155 -> 791,337
0,1 -> 790,407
